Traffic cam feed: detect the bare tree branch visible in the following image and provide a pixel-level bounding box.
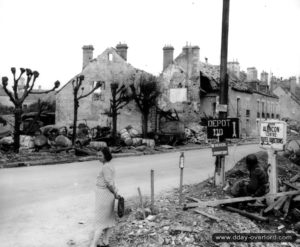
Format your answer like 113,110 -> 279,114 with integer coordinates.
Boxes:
29,81 -> 60,94
2,78 -> 16,105
78,81 -> 102,100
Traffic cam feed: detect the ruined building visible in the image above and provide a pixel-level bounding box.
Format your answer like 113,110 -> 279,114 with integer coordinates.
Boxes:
55,44 -> 153,132
55,43 -> 281,138
158,44 -> 279,137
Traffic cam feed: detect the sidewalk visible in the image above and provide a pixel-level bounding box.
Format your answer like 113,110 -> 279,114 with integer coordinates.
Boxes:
0,139 -> 259,168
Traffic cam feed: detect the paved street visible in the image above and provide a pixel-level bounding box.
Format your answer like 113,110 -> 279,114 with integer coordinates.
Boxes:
0,144 -> 260,247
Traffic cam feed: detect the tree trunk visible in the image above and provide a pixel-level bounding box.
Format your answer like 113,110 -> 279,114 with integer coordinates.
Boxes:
14,106 -> 22,153
111,88 -> 117,143
112,110 -> 117,141
72,99 -> 78,145
142,113 -> 148,138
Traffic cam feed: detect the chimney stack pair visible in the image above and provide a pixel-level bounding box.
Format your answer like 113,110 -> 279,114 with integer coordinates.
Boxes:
82,43 -> 128,70
162,44 -> 200,77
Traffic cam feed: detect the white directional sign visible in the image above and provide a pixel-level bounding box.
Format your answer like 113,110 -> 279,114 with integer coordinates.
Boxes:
260,120 -> 287,150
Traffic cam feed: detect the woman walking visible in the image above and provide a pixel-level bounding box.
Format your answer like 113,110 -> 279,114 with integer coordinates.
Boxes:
90,147 -> 120,247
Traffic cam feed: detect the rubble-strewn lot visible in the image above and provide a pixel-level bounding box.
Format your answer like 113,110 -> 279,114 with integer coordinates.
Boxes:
107,151 -> 300,247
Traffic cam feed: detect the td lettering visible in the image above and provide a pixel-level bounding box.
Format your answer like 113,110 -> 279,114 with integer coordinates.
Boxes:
213,128 -> 223,136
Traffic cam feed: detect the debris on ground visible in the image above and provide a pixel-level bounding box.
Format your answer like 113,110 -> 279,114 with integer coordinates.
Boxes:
185,123 -> 207,144
108,151 -> 300,246
110,190 -> 290,247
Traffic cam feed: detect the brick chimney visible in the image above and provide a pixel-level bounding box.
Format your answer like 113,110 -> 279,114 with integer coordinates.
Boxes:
116,43 -> 128,61
181,44 -> 199,78
260,71 -> 269,84
191,45 -> 200,76
163,45 -> 174,71
228,61 -> 240,79
247,67 -> 258,81
82,45 -> 94,70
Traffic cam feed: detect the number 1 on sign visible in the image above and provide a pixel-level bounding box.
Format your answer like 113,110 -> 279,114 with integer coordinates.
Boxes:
232,121 -> 237,138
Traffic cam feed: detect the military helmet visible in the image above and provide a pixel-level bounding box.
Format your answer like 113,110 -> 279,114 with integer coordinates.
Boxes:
246,154 -> 258,168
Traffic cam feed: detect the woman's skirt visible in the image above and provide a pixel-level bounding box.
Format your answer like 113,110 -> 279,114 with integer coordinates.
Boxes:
94,187 -> 116,229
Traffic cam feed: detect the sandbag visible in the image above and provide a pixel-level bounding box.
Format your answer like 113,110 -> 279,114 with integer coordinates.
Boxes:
128,128 -> 139,138
0,136 -> 13,145
55,135 -> 72,147
88,141 -> 107,151
34,135 -> 48,147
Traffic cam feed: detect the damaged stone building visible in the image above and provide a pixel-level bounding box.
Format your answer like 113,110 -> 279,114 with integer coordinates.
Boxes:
56,43 -> 280,138
158,44 -> 279,137
269,76 -> 300,121
273,86 -> 300,121
56,44 -> 153,132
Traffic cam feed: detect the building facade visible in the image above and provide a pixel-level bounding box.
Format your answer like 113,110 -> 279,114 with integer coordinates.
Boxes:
273,86 -> 300,121
56,44 -> 151,132
158,44 -> 279,137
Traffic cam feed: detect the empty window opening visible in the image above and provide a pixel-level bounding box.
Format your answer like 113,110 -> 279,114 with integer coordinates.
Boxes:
108,53 -> 113,61
92,81 -> 104,101
246,109 -> 250,118
236,98 -> 241,117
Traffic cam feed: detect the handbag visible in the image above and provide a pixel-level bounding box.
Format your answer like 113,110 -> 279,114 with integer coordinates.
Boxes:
117,196 -> 125,218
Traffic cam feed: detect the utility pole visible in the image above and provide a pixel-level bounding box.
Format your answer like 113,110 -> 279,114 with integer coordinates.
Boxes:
215,0 -> 230,186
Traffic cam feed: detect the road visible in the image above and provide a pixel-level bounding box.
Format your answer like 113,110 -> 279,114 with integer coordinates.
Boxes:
0,144 -> 260,247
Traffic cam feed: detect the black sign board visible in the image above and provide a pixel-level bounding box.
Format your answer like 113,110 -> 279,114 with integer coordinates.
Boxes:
207,118 -> 239,139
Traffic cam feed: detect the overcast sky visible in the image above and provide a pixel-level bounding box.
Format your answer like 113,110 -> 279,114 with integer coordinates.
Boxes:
0,0 -> 299,89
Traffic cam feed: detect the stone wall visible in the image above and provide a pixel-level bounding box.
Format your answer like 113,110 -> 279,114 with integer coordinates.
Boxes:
274,87 -> 300,121
56,47 -> 147,133
158,64 -> 202,125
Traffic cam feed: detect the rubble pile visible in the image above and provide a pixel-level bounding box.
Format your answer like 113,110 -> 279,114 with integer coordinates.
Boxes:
285,118 -> 300,135
184,123 -> 207,144
284,140 -> 300,166
110,191 -> 285,247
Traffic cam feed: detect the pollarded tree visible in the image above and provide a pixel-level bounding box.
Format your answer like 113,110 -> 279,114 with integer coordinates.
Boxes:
71,75 -> 103,145
1,67 -> 60,152
108,82 -> 132,142
130,73 -> 160,138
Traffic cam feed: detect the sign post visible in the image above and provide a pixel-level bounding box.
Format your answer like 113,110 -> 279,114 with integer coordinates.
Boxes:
215,0 -> 230,187
178,152 -> 184,205
207,118 -> 239,186
260,120 -> 287,204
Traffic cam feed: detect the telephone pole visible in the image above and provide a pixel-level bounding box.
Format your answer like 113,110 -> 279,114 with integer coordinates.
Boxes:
215,0 -> 230,186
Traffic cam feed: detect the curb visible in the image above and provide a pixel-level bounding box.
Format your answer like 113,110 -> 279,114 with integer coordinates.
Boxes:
0,141 -> 259,168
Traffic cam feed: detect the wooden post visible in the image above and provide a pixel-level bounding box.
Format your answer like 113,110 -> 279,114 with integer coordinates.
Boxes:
137,187 -> 146,219
150,169 -> 154,210
215,0 -> 230,187
179,167 -> 184,205
215,155 -> 225,186
266,148 -> 277,204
